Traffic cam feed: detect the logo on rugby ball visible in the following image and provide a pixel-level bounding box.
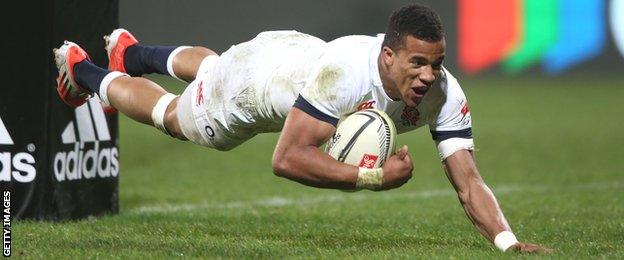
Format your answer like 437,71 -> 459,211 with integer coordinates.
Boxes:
358,154 -> 379,169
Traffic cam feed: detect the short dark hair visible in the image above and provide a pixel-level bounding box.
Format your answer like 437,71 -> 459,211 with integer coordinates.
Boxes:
382,4 -> 445,50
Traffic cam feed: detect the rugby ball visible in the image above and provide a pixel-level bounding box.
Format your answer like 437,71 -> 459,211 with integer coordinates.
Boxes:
325,109 -> 397,168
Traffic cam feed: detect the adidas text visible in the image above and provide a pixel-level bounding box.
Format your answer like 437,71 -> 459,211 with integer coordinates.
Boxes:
53,141 -> 118,181
0,152 -> 36,183
53,97 -> 119,182
0,116 -> 36,183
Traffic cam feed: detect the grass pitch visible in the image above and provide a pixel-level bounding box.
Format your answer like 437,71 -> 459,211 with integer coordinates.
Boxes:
14,75 -> 624,258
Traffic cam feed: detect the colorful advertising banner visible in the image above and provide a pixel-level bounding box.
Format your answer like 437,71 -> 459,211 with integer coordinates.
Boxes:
612,0 -> 624,58
459,0 -> 614,74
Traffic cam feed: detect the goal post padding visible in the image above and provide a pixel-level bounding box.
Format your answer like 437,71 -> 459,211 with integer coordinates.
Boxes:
0,0 -> 120,220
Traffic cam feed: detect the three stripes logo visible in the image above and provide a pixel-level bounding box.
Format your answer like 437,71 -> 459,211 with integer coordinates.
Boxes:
0,117 -> 36,183
0,117 -> 13,145
53,97 -> 118,182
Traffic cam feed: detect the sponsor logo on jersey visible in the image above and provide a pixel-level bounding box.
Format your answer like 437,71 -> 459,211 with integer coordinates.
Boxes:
400,107 -> 420,126
0,117 -> 36,183
357,100 -> 375,111
358,154 -> 379,169
459,99 -> 471,127
196,81 -> 204,105
460,100 -> 470,117
53,98 -> 119,182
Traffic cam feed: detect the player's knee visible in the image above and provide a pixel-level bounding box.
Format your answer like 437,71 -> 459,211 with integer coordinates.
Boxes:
165,119 -> 186,140
164,118 -> 186,140
163,98 -> 187,140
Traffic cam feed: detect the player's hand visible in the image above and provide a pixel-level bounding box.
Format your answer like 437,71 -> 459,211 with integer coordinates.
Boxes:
380,145 -> 413,190
508,242 -> 553,253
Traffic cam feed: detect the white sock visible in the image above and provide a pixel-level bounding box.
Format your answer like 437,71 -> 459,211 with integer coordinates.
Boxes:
166,46 -> 191,81
99,71 -> 128,106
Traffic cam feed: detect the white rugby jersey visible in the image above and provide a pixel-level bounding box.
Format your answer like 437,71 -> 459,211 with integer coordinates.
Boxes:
292,34 -> 473,142
195,31 -> 472,152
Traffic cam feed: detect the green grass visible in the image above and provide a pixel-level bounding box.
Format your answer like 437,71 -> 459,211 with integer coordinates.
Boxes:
14,75 -> 624,258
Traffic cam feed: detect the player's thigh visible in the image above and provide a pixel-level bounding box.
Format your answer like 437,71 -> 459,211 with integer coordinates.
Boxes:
175,62 -> 254,151
176,76 -> 216,149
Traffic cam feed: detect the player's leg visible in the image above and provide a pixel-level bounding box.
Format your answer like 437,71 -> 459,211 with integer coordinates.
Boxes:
105,76 -> 185,138
170,47 -> 215,82
105,29 -> 216,82
54,41 -> 186,139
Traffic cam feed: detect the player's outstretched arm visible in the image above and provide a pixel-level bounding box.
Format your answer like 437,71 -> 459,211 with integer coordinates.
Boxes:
442,150 -> 552,253
272,107 -> 413,190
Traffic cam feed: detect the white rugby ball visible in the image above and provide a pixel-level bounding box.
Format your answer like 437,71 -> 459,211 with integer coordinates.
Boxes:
325,109 -> 397,168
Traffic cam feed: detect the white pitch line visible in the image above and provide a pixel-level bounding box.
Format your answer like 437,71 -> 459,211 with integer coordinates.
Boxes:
128,180 -> 623,214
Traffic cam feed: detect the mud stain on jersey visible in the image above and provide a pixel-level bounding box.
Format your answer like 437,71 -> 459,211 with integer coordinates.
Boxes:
270,75 -> 295,93
210,81 -> 224,104
313,65 -> 343,101
263,31 -> 312,43
230,45 -> 253,63
270,71 -> 306,96
234,85 -> 256,114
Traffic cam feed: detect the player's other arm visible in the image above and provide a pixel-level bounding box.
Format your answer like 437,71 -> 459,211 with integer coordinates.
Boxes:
432,71 -> 550,252
442,149 -> 552,253
272,107 -> 412,190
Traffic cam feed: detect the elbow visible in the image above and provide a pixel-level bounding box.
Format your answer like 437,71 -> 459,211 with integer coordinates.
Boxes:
271,152 -> 289,178
272,144 -> 309,179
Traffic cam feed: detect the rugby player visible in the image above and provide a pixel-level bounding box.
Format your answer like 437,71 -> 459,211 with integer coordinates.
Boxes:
53,4 -> 550,253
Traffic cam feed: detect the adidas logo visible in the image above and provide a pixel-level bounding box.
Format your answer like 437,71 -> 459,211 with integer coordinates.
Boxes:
61,96 -> 111,144
0,116 -> 36,183
53,97 -> 119,182
0,117 -> 13,145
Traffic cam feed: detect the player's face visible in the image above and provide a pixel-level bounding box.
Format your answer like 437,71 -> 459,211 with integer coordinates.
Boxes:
382,36 -> 445,107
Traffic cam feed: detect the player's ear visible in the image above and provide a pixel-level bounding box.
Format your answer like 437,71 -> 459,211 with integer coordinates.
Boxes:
382,46 -> 395,66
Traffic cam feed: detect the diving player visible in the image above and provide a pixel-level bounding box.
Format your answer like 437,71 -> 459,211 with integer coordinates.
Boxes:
53,4 -> 550,253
